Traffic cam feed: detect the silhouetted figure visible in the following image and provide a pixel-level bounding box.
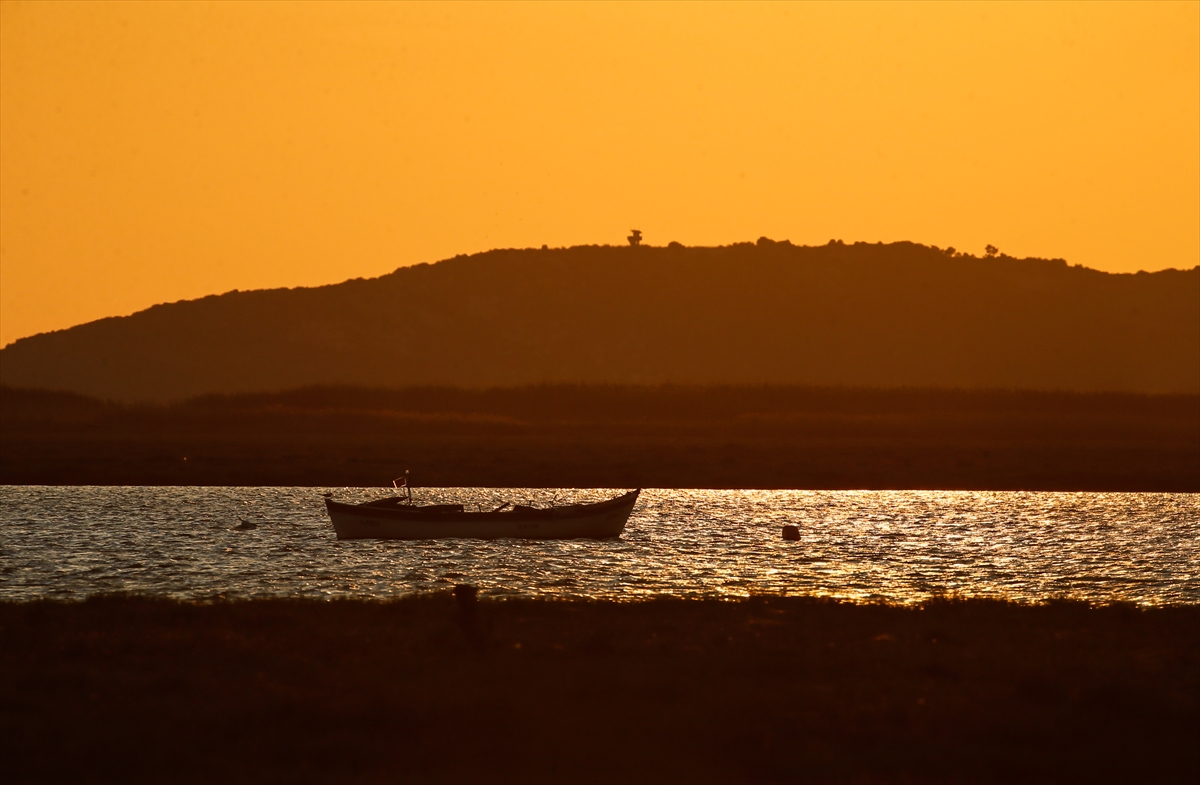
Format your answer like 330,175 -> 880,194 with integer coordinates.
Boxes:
454,584 -> 484,650
628,229 -> 642,247
235,518 -> 256,530
454,583 -> 477,611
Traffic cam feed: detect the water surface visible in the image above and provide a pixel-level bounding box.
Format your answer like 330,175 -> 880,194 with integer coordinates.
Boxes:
1,487 -> 1196,604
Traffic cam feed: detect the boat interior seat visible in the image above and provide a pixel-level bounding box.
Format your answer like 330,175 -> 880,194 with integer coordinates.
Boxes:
362,496 -> 408,507
360,497 -> 464,513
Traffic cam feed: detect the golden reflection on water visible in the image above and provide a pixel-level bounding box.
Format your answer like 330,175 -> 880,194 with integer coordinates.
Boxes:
1,487 -> 1197,605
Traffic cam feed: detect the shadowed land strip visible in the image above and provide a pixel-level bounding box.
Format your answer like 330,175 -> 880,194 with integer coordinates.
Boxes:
2,385 -> 1197,490
2,595 -> 1197,784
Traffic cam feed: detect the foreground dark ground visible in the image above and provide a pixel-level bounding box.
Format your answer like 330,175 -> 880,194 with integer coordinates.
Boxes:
3,385 -> 1197,490
2,596 -> 1197,784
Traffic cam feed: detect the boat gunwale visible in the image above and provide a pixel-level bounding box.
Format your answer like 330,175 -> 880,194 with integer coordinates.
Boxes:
324,489 -> 640,523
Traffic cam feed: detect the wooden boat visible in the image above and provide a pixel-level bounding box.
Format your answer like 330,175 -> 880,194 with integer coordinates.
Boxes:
325,489 -> 640,540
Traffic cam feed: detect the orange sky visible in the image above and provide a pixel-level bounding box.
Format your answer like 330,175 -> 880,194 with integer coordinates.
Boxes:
2,1 -> 1197,347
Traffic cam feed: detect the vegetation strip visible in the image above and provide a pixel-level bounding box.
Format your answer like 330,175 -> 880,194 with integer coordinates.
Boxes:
4,384 -> 1197,489
3,595 -> 1197,783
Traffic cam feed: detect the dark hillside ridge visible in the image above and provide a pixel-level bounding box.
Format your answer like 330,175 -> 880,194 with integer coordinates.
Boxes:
2,241 -> 1197,401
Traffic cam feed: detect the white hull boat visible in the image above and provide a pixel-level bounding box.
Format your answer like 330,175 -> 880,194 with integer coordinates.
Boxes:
325,489 -> 640,540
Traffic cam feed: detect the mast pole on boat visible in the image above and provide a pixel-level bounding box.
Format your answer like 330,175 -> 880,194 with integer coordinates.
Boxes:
393,470 -> 412,505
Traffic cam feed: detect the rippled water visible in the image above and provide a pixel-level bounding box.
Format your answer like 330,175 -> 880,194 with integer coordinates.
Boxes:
1,486 -> 1197,604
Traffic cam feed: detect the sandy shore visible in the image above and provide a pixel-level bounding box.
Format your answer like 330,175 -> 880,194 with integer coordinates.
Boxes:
2,594 -> 1197,784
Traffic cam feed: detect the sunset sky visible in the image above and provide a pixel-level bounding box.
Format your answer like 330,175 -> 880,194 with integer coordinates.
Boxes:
1,1 -> 1197,347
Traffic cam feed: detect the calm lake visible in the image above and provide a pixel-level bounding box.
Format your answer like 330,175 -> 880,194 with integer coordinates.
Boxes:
2,486 -> 1197,604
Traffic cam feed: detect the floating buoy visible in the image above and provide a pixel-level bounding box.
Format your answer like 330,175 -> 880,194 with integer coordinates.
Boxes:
782,525 -> 800,541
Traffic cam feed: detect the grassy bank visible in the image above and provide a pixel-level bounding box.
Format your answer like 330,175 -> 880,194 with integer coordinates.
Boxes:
2,595 -> 1197,784
3,385 -> 1197,490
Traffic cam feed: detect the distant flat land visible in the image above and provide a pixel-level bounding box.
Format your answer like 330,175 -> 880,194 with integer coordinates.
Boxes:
2,595 -> 1196,784
2,385 -> 1196,490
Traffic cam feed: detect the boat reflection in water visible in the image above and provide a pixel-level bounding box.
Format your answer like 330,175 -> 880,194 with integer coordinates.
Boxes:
325,488 -> 640,540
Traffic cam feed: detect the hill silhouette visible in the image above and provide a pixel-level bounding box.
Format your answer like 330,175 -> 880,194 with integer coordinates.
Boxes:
1,241 -> 1196,401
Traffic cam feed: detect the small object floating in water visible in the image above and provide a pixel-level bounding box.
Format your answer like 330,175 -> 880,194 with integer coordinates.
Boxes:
235,518 -> 257,530
782,525 -> 800,541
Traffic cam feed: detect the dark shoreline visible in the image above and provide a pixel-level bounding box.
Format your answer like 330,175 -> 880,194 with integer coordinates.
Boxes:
4,385 -> 1197,491
3,595 -> 1197,784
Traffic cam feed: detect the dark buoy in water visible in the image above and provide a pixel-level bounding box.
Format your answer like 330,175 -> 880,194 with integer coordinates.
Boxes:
782,525 -> 800,541
235,518 -> 257,530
